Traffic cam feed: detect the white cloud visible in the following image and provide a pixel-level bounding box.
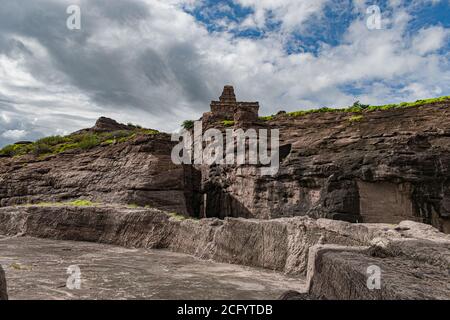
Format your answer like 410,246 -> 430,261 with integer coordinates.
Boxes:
1,129 -> 27,140
412,26 -> 449,55
235,0 -> 330,31
1,112 -> 11,124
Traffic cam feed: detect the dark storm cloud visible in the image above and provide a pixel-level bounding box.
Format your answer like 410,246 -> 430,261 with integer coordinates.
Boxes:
0,0 -> 213,122
166,43 -> 214,104
137,49 -> 170,86
0,36 -> 33,57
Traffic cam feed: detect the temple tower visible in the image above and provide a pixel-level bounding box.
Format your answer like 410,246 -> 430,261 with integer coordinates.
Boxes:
203,85 -> 259,127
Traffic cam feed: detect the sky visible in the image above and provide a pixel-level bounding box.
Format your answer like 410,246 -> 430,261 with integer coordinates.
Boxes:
0,0 -> 449,147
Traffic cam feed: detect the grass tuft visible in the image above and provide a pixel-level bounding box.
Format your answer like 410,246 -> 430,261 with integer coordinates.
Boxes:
167,212 -> 187,221
221,120 -> 235,127
349,115 -> 364,123
259,115 -> 275,121
27,200 -> 98,207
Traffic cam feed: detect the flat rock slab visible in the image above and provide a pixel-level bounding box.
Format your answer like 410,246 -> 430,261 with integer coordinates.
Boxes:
0,236 -> 305,300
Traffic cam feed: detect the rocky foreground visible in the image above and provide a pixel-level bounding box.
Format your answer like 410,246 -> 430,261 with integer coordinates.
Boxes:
0,236 -> 303,300
0,205 -> 448,299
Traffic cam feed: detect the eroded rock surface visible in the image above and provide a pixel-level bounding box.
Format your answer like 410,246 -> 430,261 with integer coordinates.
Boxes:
0,205 -> 362,275
0,206 -> 448,275
201,100 -> 450,232
306,244 -> 450,300
0,132 -> 200,216
0,205 -> 448,299
0,237 -> 303,300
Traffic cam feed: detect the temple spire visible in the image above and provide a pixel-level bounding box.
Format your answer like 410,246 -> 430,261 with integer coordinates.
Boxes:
219,85 -> 236,103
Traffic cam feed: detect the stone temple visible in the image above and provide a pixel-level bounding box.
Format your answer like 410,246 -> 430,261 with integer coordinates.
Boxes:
202,85 -> 260,126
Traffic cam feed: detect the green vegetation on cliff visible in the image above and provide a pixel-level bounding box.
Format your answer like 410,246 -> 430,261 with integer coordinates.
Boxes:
259,95 -> 450,120
349,115 -> 364,123
0,127 -> 159,158
222,120 -> 235,127
25,200 -> 99,207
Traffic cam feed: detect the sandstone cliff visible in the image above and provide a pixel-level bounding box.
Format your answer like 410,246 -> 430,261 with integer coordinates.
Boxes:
201,100 -> 450,232
0,118 -> 200,216
0,97 -> 449,232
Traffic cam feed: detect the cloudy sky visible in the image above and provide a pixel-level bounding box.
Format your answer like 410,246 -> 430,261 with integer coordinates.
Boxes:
0,0 -> 449,147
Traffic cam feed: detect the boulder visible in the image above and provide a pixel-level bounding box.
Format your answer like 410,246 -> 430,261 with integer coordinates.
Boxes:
91,117 -> 131,132
306,244 -> 450,300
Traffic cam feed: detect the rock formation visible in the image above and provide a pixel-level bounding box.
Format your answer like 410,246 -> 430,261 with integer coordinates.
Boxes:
0,88 -> 449,233
200,90 -> 450,233
0,131 -> 200,216
72,117 -> 132,135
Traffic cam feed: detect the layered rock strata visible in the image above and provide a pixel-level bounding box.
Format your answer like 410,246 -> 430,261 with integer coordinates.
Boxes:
0,134 -> 200,216
201,100 -> 450,232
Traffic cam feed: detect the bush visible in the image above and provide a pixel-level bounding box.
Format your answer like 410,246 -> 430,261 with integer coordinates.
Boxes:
127,123 -> 142,129
317,107 -> 332,113
36,135 -> 69,146
33,143 -> 52,155
287,110 -> 308,117
138,129 -> 159,136
182,120 -> 195,130
0,144 -> 19,156
0,144 -> 33,157
54,143 -> 79,153
78,134 -> 100,150
101,130 -> 133,140
353,101 -> 370,109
